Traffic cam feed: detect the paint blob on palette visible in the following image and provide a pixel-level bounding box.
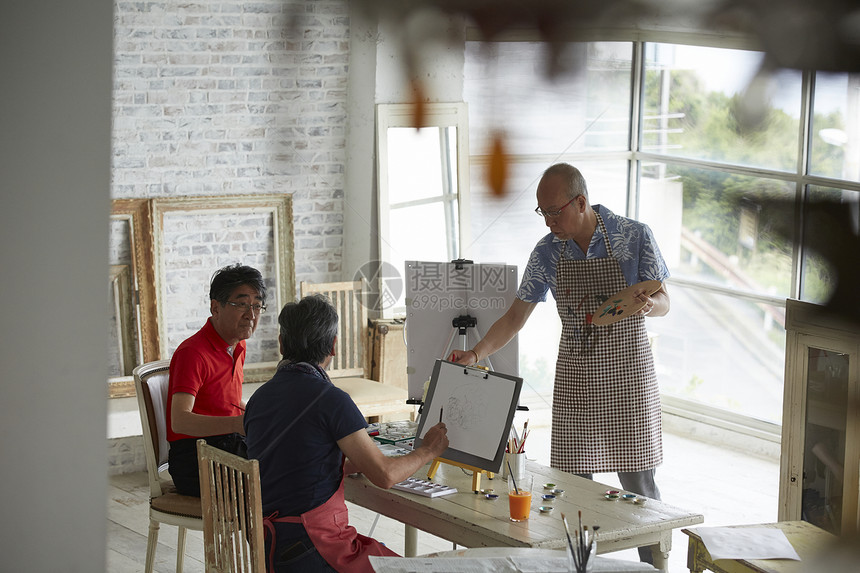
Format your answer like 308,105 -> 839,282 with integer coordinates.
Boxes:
591,280 -> 662,326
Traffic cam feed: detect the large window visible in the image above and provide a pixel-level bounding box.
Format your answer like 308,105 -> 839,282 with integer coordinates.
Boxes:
464,39 -> 860,426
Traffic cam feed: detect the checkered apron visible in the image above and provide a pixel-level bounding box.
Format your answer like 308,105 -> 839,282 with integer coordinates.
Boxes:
550,214 -> 662,473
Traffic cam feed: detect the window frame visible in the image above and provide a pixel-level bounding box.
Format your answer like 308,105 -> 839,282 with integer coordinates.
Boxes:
376,102 -> 472,316
460,31 -> 860,433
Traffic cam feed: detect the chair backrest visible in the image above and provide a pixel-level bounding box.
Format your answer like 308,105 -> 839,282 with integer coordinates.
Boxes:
197,440 -> 265,573
300,280 -> 369,378
133,359 -> 172,497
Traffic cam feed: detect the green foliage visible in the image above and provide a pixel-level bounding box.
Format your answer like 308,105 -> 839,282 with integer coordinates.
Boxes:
645,67 -> 846,175
799,252 -> 835,302
642,67 -> 850,295
809,110 -> 846,177
675,164 -> 795,292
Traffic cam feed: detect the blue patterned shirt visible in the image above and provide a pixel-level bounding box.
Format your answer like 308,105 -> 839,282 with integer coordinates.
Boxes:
517,205 -> 670,303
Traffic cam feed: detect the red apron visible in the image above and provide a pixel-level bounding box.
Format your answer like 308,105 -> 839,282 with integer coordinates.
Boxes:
550,213 -> 662,473
263,469 -> 398,573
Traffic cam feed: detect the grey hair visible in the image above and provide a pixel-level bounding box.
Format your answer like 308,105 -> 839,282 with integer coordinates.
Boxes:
277,294 -> 338,364
542,163 -> 589,201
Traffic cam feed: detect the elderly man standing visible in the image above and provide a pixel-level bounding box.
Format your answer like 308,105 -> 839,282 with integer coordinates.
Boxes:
166,263 -> 267,497
451,163 -> 670,563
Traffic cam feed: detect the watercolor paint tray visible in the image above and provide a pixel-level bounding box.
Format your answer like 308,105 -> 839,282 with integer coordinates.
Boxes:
392,477 -> 457,498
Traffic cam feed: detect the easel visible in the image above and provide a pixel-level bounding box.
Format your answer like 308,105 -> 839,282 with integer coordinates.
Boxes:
427,457 -> 494,493
412,259 -> 521,493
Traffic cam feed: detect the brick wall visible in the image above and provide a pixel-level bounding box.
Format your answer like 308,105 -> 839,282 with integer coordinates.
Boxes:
112,0 -> 350,288
160,208 -> 280,361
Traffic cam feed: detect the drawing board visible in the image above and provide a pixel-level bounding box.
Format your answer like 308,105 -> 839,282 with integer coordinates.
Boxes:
413,360 -> 523,474
405,260 -> 519,400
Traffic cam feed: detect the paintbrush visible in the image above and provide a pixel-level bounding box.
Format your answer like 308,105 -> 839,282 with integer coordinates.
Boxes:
583,525 -> 592,567
561,513 -> 580,571
578,510 -> 585,567
506,460 -> 519,494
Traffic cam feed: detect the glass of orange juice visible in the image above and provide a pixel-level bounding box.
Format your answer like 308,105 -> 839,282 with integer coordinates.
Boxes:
508,474 -> 533,522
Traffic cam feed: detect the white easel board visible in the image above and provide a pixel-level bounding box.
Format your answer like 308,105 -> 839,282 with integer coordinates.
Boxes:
405,260 -> 519,401
413,360 -> 523,474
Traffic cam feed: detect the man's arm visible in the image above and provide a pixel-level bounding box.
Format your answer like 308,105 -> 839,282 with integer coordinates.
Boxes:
338,422 -> 449,489
449,298 -> 537,365
170,392 -> 245,436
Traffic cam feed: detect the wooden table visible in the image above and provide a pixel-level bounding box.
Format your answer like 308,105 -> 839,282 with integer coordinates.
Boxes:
345,459 -> 703,570
682,521 -> 836,573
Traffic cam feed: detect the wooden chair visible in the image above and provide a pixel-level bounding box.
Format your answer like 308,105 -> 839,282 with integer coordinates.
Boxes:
300,280 -> 414,421
133,359 -> 203,573
197,440 -> 265,573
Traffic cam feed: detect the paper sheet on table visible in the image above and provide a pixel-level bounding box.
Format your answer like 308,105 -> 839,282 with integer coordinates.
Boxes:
369,555 -> 658,573
694,527 -> 802,561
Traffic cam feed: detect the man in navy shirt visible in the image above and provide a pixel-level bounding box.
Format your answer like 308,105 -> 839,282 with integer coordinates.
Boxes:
245,294 -> 448,572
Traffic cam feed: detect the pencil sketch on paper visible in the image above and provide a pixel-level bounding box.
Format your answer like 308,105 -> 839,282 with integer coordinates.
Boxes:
443,382 -> 487,430
423,362 -> 518,460
416,360 -> 523,473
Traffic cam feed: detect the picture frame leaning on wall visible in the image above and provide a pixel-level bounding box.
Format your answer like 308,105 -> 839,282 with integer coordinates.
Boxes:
109,199 -> 159,398
151,194 -> 296,385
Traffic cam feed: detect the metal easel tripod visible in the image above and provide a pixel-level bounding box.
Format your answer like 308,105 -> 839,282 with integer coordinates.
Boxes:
441,314 -> 496,371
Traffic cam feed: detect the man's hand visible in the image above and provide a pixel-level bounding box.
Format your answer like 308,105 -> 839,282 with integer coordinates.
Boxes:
632,288 -> 655,316
338,422 -> 449,489
448,349 -> 478,365
634,285 -> 669,317
419,422 -> 449,458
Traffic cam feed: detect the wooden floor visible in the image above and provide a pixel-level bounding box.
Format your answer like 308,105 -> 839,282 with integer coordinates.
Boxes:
107,429 -> 779,572
107,472 -> 455,573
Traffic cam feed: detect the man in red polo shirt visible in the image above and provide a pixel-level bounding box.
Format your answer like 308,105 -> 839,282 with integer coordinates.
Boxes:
166,264 -> 268,496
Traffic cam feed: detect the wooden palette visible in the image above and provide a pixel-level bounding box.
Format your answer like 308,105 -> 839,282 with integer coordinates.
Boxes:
591,280 -> 662,326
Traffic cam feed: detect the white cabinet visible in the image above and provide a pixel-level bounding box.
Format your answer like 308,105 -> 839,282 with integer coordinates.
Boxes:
779,299 -> 860,536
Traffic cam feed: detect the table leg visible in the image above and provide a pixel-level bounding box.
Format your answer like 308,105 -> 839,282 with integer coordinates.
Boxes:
650,530 -> 674,572
404,524 -> 418,557
650,544 -> 670,572
685,536 -> 706,573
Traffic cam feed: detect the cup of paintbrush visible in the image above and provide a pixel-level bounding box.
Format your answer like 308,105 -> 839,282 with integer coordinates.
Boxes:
562,512 -> 596,572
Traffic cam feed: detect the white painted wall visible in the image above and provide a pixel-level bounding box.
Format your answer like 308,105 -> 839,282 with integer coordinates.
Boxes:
1,1 -> 111,570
